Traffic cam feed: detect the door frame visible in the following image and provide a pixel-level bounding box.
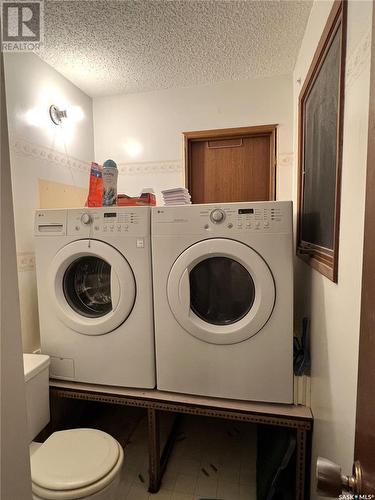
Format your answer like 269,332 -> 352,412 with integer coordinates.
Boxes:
183,124 -> 278,201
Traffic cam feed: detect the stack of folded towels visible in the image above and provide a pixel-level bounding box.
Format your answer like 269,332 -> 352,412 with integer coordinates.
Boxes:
161,188 -> 192,206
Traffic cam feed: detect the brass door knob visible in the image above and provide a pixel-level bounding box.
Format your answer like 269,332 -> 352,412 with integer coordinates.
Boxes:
316,457 -> 362,497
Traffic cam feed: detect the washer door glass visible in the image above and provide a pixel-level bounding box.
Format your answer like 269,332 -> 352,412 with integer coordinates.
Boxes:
49,240 -> 136,336
167,239 -> 275,345
63,256 -> 112,318
190,257 -> 255,325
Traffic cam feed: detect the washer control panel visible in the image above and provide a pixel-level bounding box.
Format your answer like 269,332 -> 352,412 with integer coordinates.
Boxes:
100,210 -> 141,233
69,209 -> 145,235
152,202 -> 292,235
35,208 -> 150,237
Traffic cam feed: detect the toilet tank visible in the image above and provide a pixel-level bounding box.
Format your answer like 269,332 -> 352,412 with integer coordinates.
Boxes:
23,354 -> 50,441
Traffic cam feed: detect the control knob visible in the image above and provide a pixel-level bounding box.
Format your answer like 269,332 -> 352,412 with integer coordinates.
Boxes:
80,213 -> 92,225
210,209 -> 225,224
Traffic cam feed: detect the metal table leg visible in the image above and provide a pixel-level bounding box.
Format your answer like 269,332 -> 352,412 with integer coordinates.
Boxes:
147,410 -> 182,494
147,408 -> 161,493
160,414 -> 181,478
296,428 -> 308,500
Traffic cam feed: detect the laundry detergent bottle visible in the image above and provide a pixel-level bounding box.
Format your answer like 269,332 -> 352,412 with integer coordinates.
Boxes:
87,162 -> 103,207
102,159 -> 118,206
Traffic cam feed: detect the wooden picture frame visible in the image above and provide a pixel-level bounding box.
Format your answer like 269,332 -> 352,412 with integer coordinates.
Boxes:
296,0 -> 347,283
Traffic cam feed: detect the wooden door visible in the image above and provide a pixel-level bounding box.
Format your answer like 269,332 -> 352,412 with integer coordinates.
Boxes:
316,5 -> 375,494
184,125 -> 277,204
353,1 -> 375,490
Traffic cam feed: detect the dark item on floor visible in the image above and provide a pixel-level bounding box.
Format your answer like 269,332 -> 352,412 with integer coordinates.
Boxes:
257,425 -> 296,500
293,317 -> 311,376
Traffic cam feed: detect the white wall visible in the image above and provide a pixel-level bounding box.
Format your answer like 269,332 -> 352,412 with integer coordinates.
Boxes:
0,49 -> 32,500
4,53 -> 94,353
94,75 -> 294,204
293,1 -> 373,496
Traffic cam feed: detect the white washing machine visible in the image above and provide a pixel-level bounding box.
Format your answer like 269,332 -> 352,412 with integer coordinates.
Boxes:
152,201 -> 293,403
34,207 -> 155,388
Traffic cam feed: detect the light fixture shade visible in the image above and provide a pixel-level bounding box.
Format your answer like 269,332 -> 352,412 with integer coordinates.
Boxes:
49,105 -> 67,125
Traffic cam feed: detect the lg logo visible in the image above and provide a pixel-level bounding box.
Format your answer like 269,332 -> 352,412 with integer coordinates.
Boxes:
1,0 -> 43,51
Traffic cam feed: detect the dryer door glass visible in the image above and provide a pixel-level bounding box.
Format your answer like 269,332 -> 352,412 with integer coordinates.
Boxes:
167,238 -> 276,344
63,256 -> 112,318
189,257 -> 255,325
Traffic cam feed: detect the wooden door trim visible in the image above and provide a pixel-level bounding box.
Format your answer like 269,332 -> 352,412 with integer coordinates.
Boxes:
183,124 -> 278,141
183,124 -> 278,201
354,1 -> 375,492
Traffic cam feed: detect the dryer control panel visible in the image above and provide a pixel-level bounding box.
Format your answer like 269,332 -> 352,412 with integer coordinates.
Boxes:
152,201 -> 292,235
203,205 -> 284,231
35,207 -> 150,237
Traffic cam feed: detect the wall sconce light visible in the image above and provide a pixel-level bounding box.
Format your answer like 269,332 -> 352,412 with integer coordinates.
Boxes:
49,105 -> 67,125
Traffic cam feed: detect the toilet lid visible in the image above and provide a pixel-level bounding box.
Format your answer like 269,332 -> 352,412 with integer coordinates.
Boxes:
31,429 -> 120,491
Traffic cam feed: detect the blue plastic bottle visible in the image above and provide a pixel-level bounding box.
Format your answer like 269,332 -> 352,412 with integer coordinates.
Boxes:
102,159 -> 118,206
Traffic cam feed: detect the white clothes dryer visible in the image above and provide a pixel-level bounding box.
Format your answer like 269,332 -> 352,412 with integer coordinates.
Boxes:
34,207 -> 155,388
151,201 -> 293,403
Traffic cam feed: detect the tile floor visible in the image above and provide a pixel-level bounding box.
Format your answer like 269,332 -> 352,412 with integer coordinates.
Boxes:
118,415 -> 257,500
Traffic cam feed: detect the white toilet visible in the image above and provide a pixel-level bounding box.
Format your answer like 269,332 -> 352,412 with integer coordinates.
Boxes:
24,354 -> 124,500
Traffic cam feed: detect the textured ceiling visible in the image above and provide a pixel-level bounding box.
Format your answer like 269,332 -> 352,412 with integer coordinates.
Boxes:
39,0 -> 312,97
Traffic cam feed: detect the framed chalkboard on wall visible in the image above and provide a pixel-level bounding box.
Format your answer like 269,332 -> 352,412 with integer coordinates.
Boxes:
297,0 -> 346,283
